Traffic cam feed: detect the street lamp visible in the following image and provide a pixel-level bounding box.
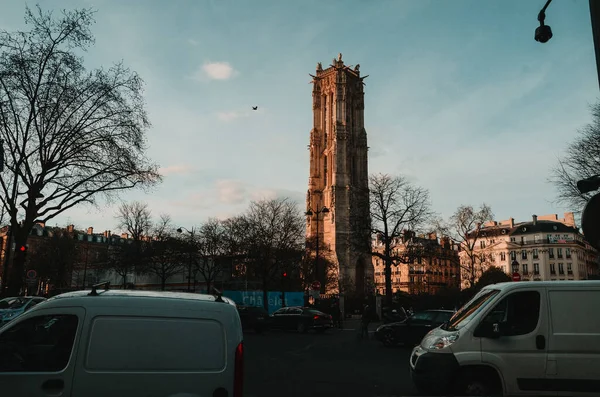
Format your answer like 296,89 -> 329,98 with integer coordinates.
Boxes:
305,206 -> 329,294
177,226 -> 196,292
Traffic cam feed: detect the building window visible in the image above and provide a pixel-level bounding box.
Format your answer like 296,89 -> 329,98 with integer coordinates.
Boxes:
567,263 -> 572,275
534,235 -> 541,243
323,155 -> 328,185
557,248 -> 563,259
510,237 -> 516,242
533,263 -> 539,275
523,264 -> 529,275
533,249 -> 538,259
510,251 -> 516,260
521,250 -> 527,260
512,262 -> 519,273
548,248 -> 554,259
500,252 -> 506,261
480,241 -> 486,249
558,263 -> 564,275
550,263 -> 556,274
565,248 -> 571,259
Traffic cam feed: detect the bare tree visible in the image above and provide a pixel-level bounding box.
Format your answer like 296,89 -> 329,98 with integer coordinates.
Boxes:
241,198 -> 305,309
0,6 -> 161,295
196,218 -> 227,294
116,201 -> 152,242
109,201 -> 152,286
363,173 -> 434,305
146,215 -> 184,291
442,204 -> 494,289
551,101 -> 600,214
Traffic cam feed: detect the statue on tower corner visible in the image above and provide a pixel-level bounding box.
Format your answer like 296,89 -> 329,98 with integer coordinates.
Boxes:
317,62 -> 322,71
338,53 -> 343,62
354,64 -> 360,72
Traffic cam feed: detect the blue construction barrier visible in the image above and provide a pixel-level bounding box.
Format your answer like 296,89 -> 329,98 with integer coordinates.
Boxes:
223,290 -> 305,314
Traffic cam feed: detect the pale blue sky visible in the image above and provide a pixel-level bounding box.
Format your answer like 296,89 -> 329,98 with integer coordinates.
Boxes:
1,0 -> 598,232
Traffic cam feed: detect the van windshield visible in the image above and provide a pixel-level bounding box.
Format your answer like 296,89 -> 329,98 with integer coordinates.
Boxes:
443,289 -> 500,331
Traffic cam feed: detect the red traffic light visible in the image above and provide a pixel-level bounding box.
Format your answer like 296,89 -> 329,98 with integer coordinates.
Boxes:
19,245 -> 26,252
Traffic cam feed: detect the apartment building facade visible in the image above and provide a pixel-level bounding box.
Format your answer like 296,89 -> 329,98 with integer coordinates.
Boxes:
373,232 -> 461,295
463,212 -> 599,286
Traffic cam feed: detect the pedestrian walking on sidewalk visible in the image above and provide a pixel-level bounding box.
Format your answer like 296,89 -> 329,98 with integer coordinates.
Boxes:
358,303 -> 372,341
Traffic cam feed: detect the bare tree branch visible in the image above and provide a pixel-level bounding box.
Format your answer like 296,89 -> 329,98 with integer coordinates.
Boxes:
442,203 -> 494,288
0,6 -> 161,294
550,101 -> 600,214
115,201 -> 151,242
353,173 -> 434,305
146,214 -> 184,290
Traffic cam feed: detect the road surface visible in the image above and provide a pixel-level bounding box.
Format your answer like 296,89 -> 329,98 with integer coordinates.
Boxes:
244,319 -> 419,397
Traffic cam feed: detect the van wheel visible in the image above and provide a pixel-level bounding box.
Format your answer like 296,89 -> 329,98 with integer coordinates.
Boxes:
457,368 -> 502,396
297,322 -> 308,333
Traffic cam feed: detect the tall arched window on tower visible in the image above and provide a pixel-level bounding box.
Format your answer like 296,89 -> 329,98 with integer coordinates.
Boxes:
323,95 -> 328,148
324,155 -> 328,185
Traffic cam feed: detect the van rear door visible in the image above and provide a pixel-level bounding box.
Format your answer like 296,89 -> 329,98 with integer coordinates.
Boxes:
72,313 -> 238,397
0,307 -> 85,397
546,286 -> 600,395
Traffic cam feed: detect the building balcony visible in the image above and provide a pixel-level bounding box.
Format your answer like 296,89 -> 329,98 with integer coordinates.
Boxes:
516,239 -> 585,247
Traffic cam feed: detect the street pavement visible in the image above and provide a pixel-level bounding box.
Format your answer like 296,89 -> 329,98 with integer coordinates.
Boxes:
244,319 -> 419,397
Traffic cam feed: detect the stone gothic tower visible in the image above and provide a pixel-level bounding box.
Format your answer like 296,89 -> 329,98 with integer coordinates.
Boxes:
306,53 -> 373,295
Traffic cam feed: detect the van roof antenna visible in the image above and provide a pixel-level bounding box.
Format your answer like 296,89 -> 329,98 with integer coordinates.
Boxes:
88,281 -> 111,296
212,286 -> 225,303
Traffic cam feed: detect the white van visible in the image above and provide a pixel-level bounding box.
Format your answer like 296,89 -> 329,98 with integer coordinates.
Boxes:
0,284 -> 244,397
410,280 -> 600,396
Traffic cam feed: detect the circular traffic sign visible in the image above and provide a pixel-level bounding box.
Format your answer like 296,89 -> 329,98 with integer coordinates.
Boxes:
311,280 -> 321,290
512,272 -> 521,282
26,269 -> 37,279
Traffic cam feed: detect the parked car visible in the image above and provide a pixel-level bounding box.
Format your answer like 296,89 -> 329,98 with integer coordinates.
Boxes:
237,305 -> 271,333
0,283 -> 244,397
375,309 -> 454,347
270,306 -> 333,333
0,296 -> 47,327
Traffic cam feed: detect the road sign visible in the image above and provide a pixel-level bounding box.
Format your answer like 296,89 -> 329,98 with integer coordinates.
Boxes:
512,272 -> 521,282
26,269 -> 37,280
26,278 -> 38,286
311,280 -> 321,290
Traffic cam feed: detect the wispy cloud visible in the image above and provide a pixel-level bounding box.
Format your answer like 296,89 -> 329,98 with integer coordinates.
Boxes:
192,61 -> 237,82
159,164 -> 193,176
216,179 -> 247,204
217,111 -> 248,122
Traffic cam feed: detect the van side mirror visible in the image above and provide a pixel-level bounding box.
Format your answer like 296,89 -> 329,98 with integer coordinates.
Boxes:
474,321 -> 502,339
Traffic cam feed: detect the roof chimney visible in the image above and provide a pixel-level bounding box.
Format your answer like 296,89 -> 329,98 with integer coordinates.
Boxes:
532,215 -> 537,225
87,227 -> 93,235
509,218 -> 514,228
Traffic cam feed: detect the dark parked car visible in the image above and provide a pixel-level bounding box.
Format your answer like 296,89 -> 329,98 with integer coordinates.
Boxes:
237,305 -> 271,333
375,309 -> 454,347
0,296 -> 47,327
270,306 -> 333,333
